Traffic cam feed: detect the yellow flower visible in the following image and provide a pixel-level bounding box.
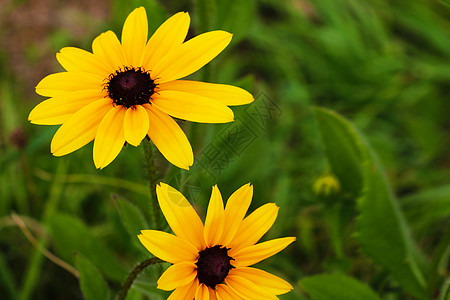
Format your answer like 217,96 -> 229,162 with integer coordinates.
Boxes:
29,7 -> 254,169
138,183 -> 295,299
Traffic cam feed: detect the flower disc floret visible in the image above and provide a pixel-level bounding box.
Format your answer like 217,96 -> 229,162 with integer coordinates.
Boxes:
196,245 -> 234,289
106,67 -> 156,108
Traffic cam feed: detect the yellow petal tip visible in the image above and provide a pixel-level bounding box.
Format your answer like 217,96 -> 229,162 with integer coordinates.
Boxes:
126,140 -> 141,147
51,151 -> 64,157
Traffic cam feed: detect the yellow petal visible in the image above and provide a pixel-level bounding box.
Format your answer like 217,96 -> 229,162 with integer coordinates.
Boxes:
36,72 -> 104,97
56,47 -> 110,77
231,237 -> 296,267
209,289 -> 217,300
215,284 -> 243,300
168,278 -> 199,300
141,12 -> 190,71
157,183 -> 206,250
122,7 -> 148,66
138,230 -> 198,264
225,274 -> 277,300
152,31 -> 232,83
220,183 -> 253,246
144,104 -> 193,169
92,30 -> 126,72
230,267 -> 293,295
227,203 -> 279,253
29,89 -> 103,125
93,105 -> 126,169
50,98 -> 112,156
204,186 -> 225,247
152,90 -> 234,123
123,105 -> 149,146
157,262 -> 197,291
159,80 -> 254,106
195,284 -> 216,300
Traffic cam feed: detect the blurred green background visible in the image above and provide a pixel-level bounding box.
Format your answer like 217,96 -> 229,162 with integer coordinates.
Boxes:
0,0 -> 449,299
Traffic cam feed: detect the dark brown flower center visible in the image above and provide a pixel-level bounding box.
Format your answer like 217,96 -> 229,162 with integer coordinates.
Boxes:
196,245 -> 234,289
106,67 -> 156,108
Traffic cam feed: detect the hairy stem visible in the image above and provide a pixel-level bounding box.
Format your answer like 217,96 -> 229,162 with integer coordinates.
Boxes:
116,258 -> 164,300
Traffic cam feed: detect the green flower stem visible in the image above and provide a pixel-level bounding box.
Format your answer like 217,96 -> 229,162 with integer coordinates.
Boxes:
116,257 -> 164,300
143,139 -> 161,229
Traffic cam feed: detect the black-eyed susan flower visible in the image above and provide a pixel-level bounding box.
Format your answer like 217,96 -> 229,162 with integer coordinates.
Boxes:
138,183 -> 295,299
29,7 -> 254,169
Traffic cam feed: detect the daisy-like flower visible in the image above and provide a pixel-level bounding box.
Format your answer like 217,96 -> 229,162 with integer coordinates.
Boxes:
138,183 -> 295,299
29,7 -> 254,169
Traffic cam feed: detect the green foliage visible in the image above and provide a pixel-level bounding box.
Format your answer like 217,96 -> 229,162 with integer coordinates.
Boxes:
75,254 -> 110,300
314,107 -> 429,299
313,107 -> 363,199
214,0 -> 255,42
0,0 -> 448,299
440,277 -> 450,300
114,195 -> 149,244
300,273 -> 382,300
402,185 -> 450,232
0,254 -> 17,299
48,213 -> 126,282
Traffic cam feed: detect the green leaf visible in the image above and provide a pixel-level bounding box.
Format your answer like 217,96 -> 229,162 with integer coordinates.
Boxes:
75,254 -> 110,300
314,106 -> 363,198
48,212 -> 127,282
114,195 -> 149,239
300,273 -> 382,300
313,107 -> 429,299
